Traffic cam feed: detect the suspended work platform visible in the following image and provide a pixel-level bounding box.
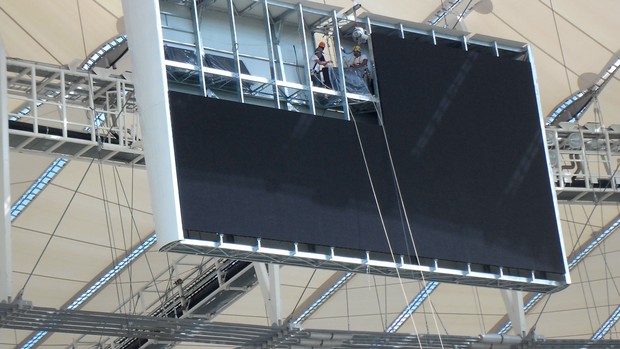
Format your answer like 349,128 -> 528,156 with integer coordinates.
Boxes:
4,58 -> 144,167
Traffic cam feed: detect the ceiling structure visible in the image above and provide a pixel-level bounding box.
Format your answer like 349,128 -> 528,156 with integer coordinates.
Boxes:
1,0 -> 620,348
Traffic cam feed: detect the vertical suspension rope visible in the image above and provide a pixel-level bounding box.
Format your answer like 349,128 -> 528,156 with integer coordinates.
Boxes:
347,104 -> 441,349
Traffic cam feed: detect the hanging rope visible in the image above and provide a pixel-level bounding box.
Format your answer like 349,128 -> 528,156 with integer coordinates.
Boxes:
348,107 -> 422,346
375,111 -> 447,343
347,102 -> 444,349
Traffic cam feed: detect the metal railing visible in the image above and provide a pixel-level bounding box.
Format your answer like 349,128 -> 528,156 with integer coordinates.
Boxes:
547,122 -> 620,202
5,58 -> 144,166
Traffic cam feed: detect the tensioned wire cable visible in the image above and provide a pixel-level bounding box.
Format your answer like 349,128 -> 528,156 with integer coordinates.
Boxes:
302,22 -> 442,341
80,49 -> 169,333
473,287 -> 486,334
111,165 -> 172,313
347,102 -> 445,349
97,160 -> 127,315
20,158 -> 96,292
370,274 -> 387,331
501,159 -> 620,334
94,153 -> 174,346
105,161 -> 145,317
96,157 -> 133,345
112,164 -> 136,314
570,99 -> 620,333
95,160 -> 177,314
549,0 -> 574,96
78,0 -> 168,319
290,269 -> 318,320
18,16 -> 160,349
347,106 -> 424,347
369,95 -> 448,341
502,159 -> 620,335
76,0 -> 174,318
364,25 -> 479,336
346,36 -> 452,338
567,104 -> 608,332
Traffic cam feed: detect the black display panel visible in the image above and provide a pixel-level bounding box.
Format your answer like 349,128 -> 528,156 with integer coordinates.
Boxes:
169,31 -> 565,274
170,92 -> 403,256
371,31 -> 563,273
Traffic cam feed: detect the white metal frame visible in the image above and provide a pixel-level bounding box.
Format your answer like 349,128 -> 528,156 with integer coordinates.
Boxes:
153,0 -> 571,292
548,122 -> 620,202
0,38 -> 11,303
162,237 -> 568,293
5,58 -> 144,166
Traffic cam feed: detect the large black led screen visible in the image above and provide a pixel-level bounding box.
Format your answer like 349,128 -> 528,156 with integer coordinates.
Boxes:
169,31 -> 565,274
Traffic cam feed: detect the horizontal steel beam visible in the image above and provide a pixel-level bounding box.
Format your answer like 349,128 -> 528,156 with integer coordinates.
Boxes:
3,301 -> 620,349
0,301 -> 278,346
163,238 -> 568,293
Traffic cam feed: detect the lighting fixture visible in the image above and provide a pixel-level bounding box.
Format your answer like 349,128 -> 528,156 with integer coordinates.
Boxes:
81,35 -> 127,71
10,158 -> 67,221
592,305 -> 620,340
292,272 -> 354,325
20,235 -> 156,349
386,281 -> 439,333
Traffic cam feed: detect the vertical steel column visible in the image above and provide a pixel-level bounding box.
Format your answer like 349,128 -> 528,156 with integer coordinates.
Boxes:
500,290 -> 526,337
253,262 -> 281,326
227,0 -> 244,103
605,127 -> 616,187
87,74 -> 97,142
121,0 -> 185,247
268,263 -> 281,325
578,129 -> 591,187
365,18 -> 383,125
262,0 -> 280,109
60,71 -> 68,138
331,10 -> 349,121
115,80 -> 125,146
272,23 -> 290,108
297,4 -> 315,115
190,0 -> 208,96
0,38 -> 12,302
30,64 -> 38,133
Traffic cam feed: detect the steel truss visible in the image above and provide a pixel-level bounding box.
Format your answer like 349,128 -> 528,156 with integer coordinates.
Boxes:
162,237 -> 566,293
3,301 -> 620,349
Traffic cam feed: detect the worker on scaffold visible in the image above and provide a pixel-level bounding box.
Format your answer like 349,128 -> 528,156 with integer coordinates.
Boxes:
310,42 -> 332,87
